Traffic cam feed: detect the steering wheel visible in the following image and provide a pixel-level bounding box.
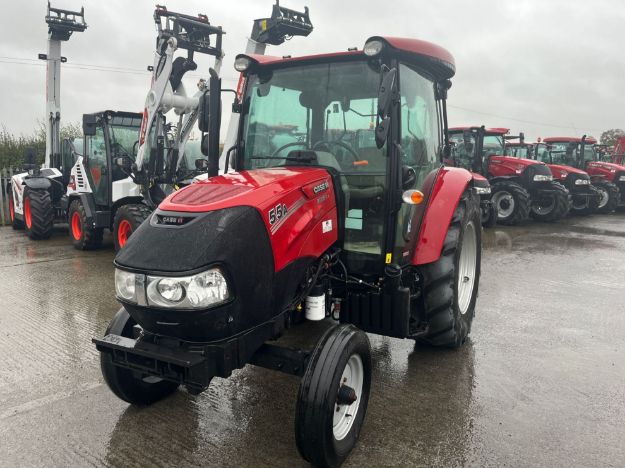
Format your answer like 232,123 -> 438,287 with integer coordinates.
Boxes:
312,140 -> 360,162
270,141 -> 308,159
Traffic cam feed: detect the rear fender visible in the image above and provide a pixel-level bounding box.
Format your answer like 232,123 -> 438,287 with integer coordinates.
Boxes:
412,167 -> 473,265
488,175 -> 523,186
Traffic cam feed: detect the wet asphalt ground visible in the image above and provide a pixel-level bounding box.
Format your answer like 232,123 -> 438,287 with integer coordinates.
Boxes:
1,216 -> 624,468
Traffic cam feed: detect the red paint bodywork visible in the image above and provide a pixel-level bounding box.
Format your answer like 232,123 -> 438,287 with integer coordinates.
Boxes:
546,163 -> 587,181
412,167 -> 473,266
543,137 -> 598,144
585,161 -> 625,182
160,168 -> 338,272
449,126 -> 509,135
488,155 -> 547,177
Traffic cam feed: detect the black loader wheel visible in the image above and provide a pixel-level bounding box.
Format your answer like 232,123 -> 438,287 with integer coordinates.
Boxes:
8,190 -> 24,230
23,187 -> 53,240
100,308 -> 179,405
419,189 -> 481,348
594,182 -> 618,214
529,181 -> 570,222
490,181 -> 530,225
295,324 -> 372,468
572,185 -> 600,216
68,200 -> 103,250
481,200 -> 497,228
113,203 -> 151,251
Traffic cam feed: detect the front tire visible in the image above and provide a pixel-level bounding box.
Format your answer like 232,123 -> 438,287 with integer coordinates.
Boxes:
491,181 -> 530,225
68,200 -> 103,250
529,181 -> 570,222
100,308 -> 179,405
571,185 -> 600,216
113,203 -> 151,251
295,324 -> 372,468
594,182 -> 618,214
23,187 -> 53,240
419,189 -> 481,348
8,191 -> 24,230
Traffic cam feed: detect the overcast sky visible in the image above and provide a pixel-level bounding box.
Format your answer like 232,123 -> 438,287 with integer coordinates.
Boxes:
0,0 -> 623,142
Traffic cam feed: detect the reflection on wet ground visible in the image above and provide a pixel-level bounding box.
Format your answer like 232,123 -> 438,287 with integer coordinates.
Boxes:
1,214 -> 624,467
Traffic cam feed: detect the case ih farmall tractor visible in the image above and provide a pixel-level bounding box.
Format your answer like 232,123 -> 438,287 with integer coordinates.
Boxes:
94,36 -> 483,466
542,136 -> 624,213
448,127 -> 569,224
532,141 -> 600,215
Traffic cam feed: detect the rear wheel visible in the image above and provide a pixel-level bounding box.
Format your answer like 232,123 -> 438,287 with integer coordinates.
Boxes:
295,324 -> 371,468
68,200 -> 103,250
572,185 -> 600,216
23,187 -> 53,240
594,182 -> 618,213
491,181 -> 530,225
529,181 -> 570,222
100,308 -> 179,405
113,203 -> 151,251
419,189 -> 481,348
8,191 -> 24,230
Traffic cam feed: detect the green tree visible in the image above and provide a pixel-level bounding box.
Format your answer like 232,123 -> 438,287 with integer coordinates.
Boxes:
600,128 -> 625,147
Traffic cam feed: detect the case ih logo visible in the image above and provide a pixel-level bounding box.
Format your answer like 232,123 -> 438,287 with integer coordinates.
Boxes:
158,215 -> 190,226
313,180 -> 329,194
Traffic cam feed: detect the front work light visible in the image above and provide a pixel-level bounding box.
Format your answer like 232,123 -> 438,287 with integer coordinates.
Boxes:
363,39 -> 384,57
234,56 -> 252,72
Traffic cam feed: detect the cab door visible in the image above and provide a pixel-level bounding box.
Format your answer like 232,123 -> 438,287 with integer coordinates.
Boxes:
84,124 -> 110,206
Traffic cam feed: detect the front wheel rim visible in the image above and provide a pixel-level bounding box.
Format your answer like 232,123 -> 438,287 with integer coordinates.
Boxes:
117,220 -> 132,247
531,196 -> 556,215
492,191 -> 515,218
457,221 -> 477,315
71,212 -> 82,240
597,188 -> 609,208
333,354 -> 364,441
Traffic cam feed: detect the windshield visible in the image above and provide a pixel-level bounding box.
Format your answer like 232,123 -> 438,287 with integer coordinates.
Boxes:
483,134 -> 504,158
448,131 -> 476,170
109,123 -> 140,160
582,144 -> 596,163
548,142 -> 578,166
506,145 -> 529,158
535,144 -> 551,163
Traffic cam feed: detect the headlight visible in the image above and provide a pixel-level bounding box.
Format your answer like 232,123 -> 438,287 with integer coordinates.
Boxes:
619,175 -> 625,181
474,186 -> 491,195
115,269 -> 137,304
533,174 -> 553,182
363,39 -> 384,56
559,171 -> 568,178
575,179 -> 590,185
146,268 -> 230,309
234,56 -> 252,72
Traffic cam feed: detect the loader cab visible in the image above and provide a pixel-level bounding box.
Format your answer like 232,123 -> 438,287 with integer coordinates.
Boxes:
229,37 -> 455,273
81,111 -> 142,207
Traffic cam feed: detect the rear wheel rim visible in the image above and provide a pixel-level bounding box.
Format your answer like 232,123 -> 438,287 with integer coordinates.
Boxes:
597,187 -> 609,208
333,354 -> 364,441
457,221 -> 477,315
24,197 -> 32,229
118,220 -> 132,247
9,196 -> 14,221
71,212 -> 82,240
492,191 -> 515,218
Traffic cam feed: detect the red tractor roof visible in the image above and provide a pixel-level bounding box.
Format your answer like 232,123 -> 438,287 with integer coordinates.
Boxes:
239,35 -> 456,81
543,136 -> 598,144
449,127 -> 510,135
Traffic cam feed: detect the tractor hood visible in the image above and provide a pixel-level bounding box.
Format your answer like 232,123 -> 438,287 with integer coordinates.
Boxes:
586,161 -> 625,172
471,172 -> 490,187
547,164 -> 587,179
490,155 -> 543,170
488,155 -> 552,180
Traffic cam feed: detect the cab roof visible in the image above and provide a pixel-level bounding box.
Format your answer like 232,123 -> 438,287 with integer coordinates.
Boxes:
239,35 -> 455,81
543,136 -> 598,144
449,126 -> 510,135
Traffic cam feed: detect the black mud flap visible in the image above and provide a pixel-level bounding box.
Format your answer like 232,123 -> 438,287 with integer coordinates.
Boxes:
340,288 -> 411,338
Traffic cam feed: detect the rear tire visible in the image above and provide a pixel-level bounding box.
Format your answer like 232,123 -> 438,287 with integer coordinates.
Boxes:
529,181 -> 570,222
68,200 -> 103,250
419,189 -> 481,348
594,182 -> 618,213
491,181 -> 530,225
295,324 -> 371,468
572,185 -> 600,216
23,187 -> 53,240
8,191 -> 24,230
100,308 -> 179,405
113,203 -> 151,251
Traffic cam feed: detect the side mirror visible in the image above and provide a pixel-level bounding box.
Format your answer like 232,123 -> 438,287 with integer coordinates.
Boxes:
114,156 -> 132,169
82,114 -> 97,136
198,91 -> 210,133
401,166 -> 417,189
195,158 -> 209,170
377,67 -> 397,119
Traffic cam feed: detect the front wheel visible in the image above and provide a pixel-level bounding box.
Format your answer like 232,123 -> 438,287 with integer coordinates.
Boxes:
419,189 -> 481,348
23,187 -> 53,240
100,308 -> 179,405
571,185 -> 600,216
594,182 -> 619,214
529,181 -> 570,222
490,181 -> 530,225
295,324 -> 372,468
113,203 -> 151,251
68,200 -> 103,250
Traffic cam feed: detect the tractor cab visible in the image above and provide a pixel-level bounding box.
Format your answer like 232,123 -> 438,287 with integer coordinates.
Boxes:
505,141 -> 533,159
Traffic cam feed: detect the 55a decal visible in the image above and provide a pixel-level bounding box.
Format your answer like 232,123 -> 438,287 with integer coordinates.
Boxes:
268,203 -> 288,225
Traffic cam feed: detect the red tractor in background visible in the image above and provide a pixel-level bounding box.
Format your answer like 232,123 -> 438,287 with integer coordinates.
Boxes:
94,36 -> 484,466
610,136 -> 625,165
543,136 -> 624,213
532,141 -> 600,215
448,126 -> 569,225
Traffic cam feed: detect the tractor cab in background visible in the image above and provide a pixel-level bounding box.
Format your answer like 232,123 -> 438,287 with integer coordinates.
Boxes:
504,141 -> 534,159
543,136 -> 625,213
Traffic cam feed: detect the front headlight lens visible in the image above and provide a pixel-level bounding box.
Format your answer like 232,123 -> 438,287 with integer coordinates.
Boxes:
475,186 -> 491,195
619,175 -> 625,181
115,269 -> 137,303
363,39 -> 384,56
146,268 -> 230,309
533,174 -> 553,182
575,178 -> 590,185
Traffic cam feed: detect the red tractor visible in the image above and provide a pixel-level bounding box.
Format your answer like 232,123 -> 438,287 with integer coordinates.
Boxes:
532,142 -> 600,215
94,36 -> 483,466
543,136 -> 623,213
448,127 -> 569,225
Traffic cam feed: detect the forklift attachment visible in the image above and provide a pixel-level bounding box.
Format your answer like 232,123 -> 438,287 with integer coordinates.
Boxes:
45,2 -> 87,41
251,0 -> 313,46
